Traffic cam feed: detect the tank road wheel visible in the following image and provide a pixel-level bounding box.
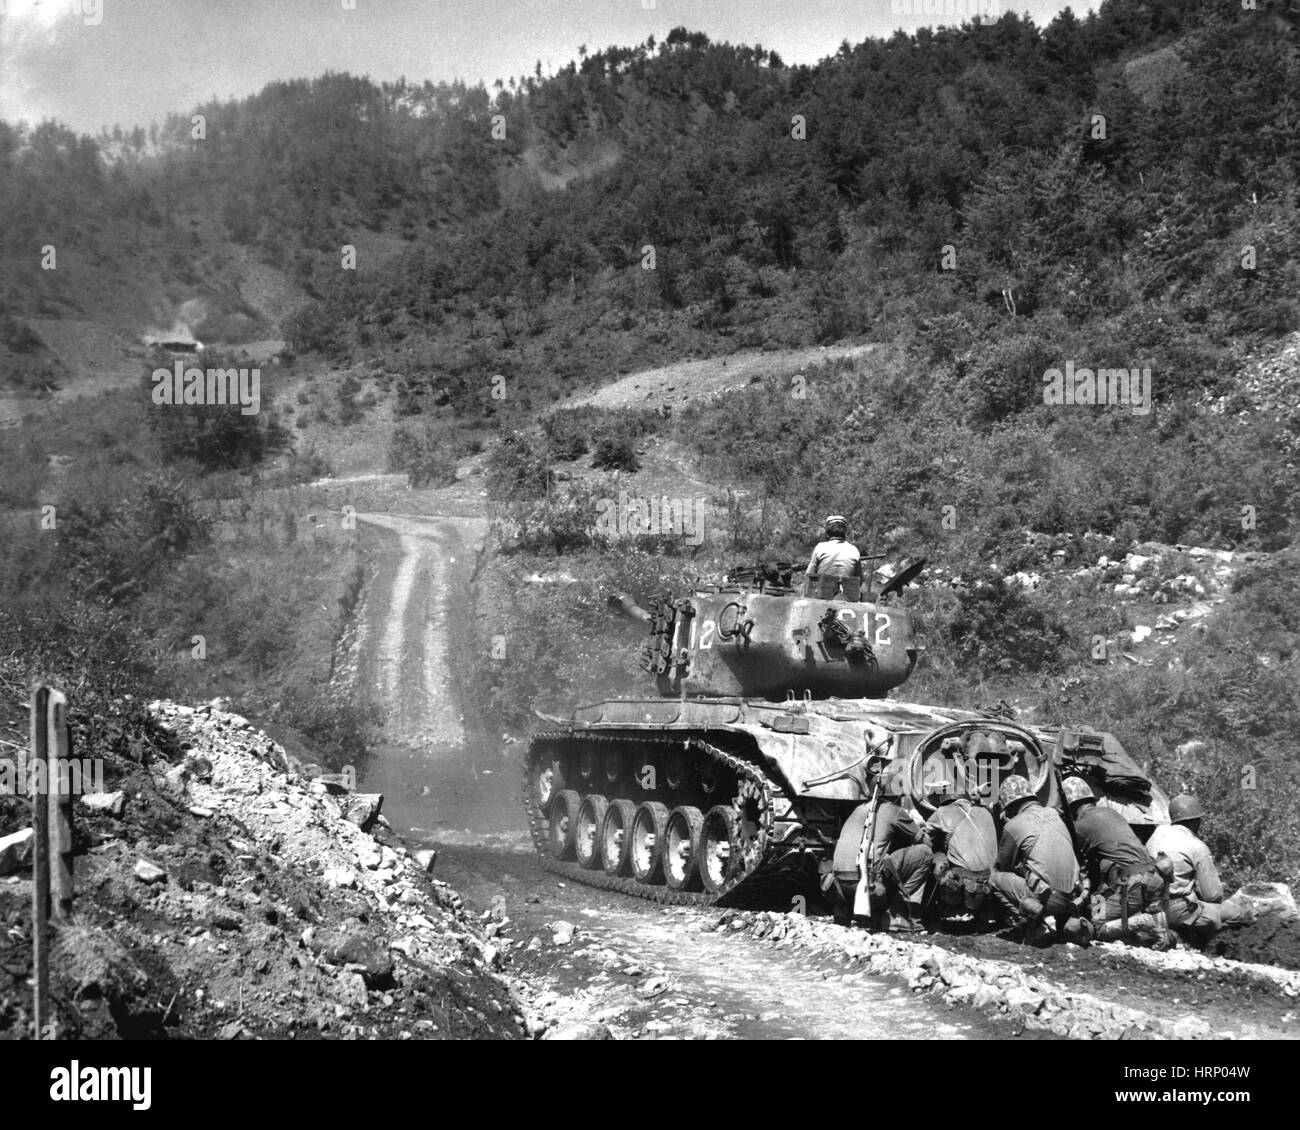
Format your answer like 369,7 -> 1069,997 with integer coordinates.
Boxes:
575,795 -> 609,870
577,747 -> 598,783
630,801 -> 670,884
663,806 -> 705,891
531,756 -> 566,815
549,789 -> 582,860
601,799 -> 637,876
700,805 -> 742,895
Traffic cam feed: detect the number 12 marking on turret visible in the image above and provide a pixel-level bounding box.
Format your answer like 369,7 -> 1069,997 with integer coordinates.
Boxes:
835,608 -> 891,646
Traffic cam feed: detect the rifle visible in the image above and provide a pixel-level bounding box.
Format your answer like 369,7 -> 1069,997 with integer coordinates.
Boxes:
854,778 -> 882,918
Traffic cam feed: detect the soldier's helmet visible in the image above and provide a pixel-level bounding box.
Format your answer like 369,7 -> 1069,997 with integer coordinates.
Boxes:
998,774 -> 1034,810
1062,776 -> 1095,807
1169,794 -> 1206,824
824,514 -> 848,537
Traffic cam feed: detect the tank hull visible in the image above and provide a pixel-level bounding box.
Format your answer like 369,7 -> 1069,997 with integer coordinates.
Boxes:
523,696 -> 1170,906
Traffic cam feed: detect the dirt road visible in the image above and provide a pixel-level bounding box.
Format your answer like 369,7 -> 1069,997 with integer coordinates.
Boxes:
351,507 -> 1008,1038
351,505 -> 1300,1041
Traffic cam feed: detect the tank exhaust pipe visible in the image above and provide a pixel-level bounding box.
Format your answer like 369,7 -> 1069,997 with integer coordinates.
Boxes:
607,592 -> 652,624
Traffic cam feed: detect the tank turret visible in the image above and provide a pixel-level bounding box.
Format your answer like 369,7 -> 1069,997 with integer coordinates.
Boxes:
636,564 -> 922,700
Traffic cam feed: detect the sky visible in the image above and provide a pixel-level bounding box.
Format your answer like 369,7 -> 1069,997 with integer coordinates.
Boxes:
0,0 -> 1099,135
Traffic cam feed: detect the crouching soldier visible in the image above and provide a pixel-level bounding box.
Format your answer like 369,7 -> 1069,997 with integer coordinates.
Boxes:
1146,795 -> 1229,945
923,780 -> 997,930
1061,776 -> 1174,947
866,767 -> 933,934
989,775 -> 1089,945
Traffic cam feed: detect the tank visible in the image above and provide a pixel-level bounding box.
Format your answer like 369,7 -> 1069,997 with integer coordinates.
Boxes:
522,561 -> 1169,906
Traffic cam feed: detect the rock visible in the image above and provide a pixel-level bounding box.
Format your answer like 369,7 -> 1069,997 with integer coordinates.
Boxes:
163,764 -> 190,795
638,976 -> 670,999
550,921 -> 576,946
337,971 -> 369,1009
323,865 -> 358,889
0,828 -> 34,876
356,840 -> 382,870
543,1021 -> 613,1040
312,930 -> 394,987
133,859 -> 167,884
1222,882 -> 1298,925
218,1020 -> 245,1041
947,984 -> 979,1006
412,848 -> 437,874
341,794 -> 384,832
1004,987 -> 1042,1016
80,790 -> 127,817
1170,1016 -> 1210,1040
971,985 -> 1001,1010
315,773 -> 352,795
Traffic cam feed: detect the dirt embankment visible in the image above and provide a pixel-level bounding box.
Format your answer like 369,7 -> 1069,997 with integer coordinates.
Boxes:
0,701 -> 525,1041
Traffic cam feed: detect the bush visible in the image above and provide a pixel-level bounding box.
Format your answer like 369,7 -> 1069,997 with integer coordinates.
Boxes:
278,684 -> 378,776
945,570 -> 1071,676
541,411 -> 591,461
592,435 -> 640,472
485,430 -> 550,501
56,473 -> 210,606
145,355 -> 290,471
388,424 -> 459,488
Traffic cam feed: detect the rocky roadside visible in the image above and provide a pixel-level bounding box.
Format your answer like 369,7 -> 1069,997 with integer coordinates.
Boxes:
0,700 -> 530,1040
723,909 -> 1300,1040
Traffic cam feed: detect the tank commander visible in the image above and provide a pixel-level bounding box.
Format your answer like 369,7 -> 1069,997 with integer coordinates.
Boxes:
922,777 -> 998,929
1146,794 -> 1236,944
866,766 -> 933,934
988,775 -> 1089,945
805,515 -> 862,589
1061,776 -> 1172,946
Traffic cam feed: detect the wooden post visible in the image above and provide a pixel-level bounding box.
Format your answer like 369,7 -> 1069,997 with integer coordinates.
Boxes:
47,689 -> 74,923
30,685 -> 50,1040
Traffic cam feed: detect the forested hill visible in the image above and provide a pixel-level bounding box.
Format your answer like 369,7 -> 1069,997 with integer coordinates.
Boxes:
2,0 -> 1298,416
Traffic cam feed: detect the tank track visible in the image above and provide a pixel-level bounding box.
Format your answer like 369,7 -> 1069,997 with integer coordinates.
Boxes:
522,729 -> 810,907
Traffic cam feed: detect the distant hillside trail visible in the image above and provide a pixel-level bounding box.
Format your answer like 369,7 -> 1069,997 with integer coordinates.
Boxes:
556,342 -> 879,413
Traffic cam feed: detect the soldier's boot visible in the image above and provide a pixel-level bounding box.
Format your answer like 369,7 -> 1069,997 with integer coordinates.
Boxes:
1094,912 -> 1168,947
888,895 -> 926,935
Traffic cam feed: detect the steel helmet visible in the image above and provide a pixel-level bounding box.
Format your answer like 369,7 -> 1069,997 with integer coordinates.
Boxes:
1169,794 -> 1205,824
1062,776 -> 1095,807
998,774 -> 1034,809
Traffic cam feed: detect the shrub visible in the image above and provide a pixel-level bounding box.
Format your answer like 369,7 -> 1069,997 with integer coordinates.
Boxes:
485,430 -> 550,501
945,570 -> 1071,676
388,424 -> 459,488
592,435 -> 640,472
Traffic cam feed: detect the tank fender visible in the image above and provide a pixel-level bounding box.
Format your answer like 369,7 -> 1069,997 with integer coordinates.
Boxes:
831,802 -> 873,881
